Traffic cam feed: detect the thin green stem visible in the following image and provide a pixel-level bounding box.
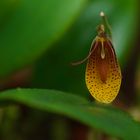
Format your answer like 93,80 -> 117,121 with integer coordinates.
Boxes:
100,11 -> 112,39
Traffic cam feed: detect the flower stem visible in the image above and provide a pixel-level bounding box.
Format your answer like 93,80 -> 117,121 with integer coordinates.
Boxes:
100,11 -> 112,39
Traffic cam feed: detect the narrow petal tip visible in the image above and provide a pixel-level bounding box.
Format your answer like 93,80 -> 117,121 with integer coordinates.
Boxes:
100,11 -> 105,17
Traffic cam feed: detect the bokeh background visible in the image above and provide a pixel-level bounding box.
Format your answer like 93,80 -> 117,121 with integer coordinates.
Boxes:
0,0 -> 140,140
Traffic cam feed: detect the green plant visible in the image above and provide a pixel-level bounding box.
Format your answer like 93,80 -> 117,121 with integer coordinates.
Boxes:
0,0 -> 139,140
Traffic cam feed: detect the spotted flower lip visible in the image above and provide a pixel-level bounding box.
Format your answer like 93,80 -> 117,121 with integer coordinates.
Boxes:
72,12 -> 122,103
85,32 -> 122,103
72,24 -> 122,104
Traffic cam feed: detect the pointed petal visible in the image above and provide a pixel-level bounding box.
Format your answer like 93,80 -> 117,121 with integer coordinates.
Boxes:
71,38 -> 98,66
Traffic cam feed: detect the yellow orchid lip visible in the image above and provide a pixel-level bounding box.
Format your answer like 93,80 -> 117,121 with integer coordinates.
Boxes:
85,34 -> 122,103
72,15 -> 122,104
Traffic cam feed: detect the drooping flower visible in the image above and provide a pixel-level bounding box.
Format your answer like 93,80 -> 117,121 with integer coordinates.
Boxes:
85,24 -> 121,103
72,14 -> 122,103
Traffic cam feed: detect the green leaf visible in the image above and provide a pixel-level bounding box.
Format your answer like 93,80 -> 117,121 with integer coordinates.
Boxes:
0,0 -> 87,78
0,88 -> 140,140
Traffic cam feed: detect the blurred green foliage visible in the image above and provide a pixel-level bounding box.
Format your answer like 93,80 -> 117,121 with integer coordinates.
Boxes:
0,0 -> 86,77
0,0 -> 140,140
